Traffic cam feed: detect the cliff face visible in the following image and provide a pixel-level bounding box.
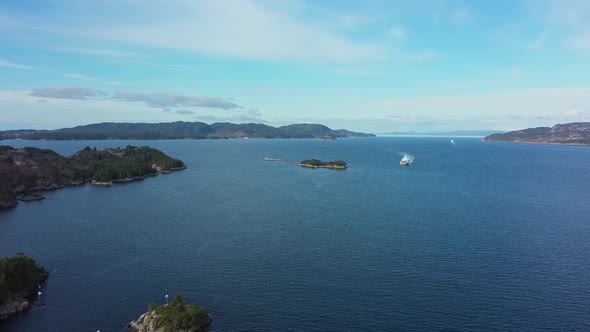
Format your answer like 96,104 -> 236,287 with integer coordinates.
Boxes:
484,122 -> 590,145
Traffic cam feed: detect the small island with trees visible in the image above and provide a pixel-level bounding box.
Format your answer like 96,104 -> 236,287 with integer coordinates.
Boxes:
0,253 -> 49,321
299,159 -> 347,169
128,294 -> 211,332
0,145 -> 186,210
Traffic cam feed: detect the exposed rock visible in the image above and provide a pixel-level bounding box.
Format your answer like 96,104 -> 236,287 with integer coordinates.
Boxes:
0,256 -> 48,322
128,307 -> 211,332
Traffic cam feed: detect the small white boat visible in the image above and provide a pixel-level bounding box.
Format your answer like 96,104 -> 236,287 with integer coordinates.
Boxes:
450,139 -> 455,144
400,154 -> 411,166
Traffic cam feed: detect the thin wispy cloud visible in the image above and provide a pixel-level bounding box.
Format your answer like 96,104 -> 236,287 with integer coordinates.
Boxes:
54,47 -> 142,58
63,73 -> 95,81
63,0 -> 382,63
524,0 -> 590,53
28,87 -> 106,100
113,91 -> 242,110
0,58 -> 32,70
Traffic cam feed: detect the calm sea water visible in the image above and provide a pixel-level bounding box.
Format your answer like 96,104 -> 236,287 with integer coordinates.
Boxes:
1,137 -> 589,331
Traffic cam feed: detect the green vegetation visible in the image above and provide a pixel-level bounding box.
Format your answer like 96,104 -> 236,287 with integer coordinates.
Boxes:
0,145 -> 185,209
0,253 -> 48,304
485,122 -> 590,144
300,159 -> 347,169
0,121 -> 375,140
148,294 -> 210,332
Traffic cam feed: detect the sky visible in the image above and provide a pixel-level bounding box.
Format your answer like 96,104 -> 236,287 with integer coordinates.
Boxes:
1,0 -> 590,133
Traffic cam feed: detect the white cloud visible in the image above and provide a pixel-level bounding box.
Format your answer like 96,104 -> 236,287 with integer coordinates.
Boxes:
63,73 -> 95,81
0,58 -> 32,70
63,0 -> 381,63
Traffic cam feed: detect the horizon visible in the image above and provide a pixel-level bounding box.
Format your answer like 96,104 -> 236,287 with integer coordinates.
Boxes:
1,1 -> 590,132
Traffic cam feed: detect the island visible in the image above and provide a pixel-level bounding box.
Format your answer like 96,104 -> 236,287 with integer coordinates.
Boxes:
0,145 -> 186,210
0,253 -> 49,321
0,122 -> 375,140
128,294 -> 211,332
299,159 -> 347,169
484,122 -> 590,145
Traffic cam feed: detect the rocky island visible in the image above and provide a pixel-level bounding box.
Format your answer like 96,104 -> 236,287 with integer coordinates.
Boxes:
128,294 -> 211,332
0,145 -> 186,210
0,253 -> 49,321
299,159 -> 347,169
484,122 -> 590,145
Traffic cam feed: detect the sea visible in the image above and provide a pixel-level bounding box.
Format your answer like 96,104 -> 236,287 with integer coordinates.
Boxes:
0,137 -> 589,331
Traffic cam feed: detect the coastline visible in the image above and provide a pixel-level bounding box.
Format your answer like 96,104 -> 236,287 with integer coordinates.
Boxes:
0,270 -> 49,321
299,163 -> 347,170
483,139 -> 590,146
1,166 -> 187,209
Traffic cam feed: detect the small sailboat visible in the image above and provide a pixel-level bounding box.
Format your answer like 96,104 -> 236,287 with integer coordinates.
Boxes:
400,154 -> 411,166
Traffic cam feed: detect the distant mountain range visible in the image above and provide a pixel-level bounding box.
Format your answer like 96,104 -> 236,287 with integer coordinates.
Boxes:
379,130 -> 503,136
484,122 -> 590,145
0,122 -> 374,140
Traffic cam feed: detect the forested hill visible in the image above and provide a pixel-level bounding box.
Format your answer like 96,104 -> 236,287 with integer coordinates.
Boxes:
0,145 -> 185,210
484,122 -> 590,145
0,122 -> 375,140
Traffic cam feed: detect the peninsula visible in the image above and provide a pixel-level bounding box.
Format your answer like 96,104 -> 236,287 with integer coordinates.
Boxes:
0,145 -> 186,210
0,122 -> 375,140
0,253 -> 49,321
299,159 -> 347,169
128,294 -> 211,332
484,122 -> 590,145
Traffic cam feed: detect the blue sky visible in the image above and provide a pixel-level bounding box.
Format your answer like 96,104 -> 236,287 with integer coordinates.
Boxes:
1,0 -> 589,132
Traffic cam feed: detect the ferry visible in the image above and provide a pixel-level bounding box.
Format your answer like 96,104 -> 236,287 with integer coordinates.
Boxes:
400,154 -> 411,166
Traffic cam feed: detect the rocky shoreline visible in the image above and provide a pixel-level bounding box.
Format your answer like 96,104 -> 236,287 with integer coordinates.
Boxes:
299,163 -> 347,169
1,166 -> 187,209
18,193 -> 46,202
0,270 -> 48,321
128,307 -> 212,332
91,166 -> 187,186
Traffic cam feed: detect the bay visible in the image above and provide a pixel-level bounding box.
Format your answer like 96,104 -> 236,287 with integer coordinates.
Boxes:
1,137 -> 590,331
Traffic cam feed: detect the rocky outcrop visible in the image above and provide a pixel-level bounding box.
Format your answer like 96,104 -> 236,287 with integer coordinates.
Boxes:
128,309 -> 212,332
0,297 -> 31,320
0,269 -> 48,321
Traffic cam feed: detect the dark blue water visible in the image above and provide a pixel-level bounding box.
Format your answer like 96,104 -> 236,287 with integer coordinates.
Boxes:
1,137 -> 589,331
